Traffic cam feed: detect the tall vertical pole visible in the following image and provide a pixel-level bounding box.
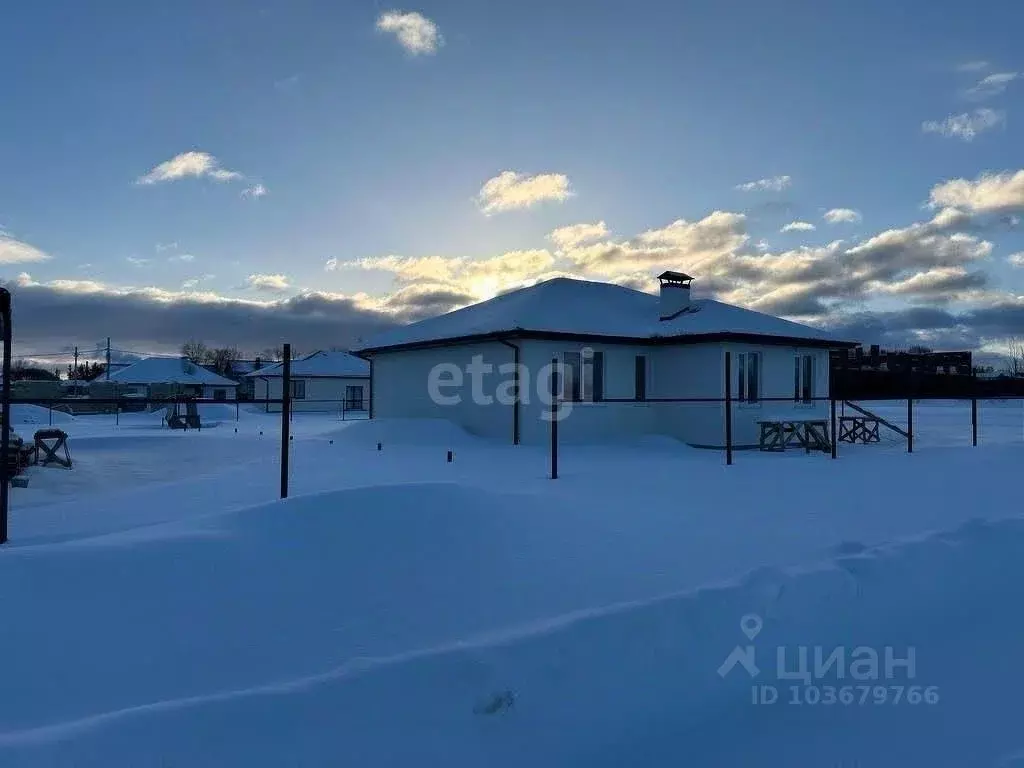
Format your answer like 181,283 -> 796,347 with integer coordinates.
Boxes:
906,365 -> 914,454
971,368 -> 978,447
550,357 -> 558,480
907,397 -> 914,453
0,288 -> 12,545
724,351 -> 733,466
281,343 -> 291,499
73,345 -> 78,377
105,337 -> 111,380
830,397 -> 837,459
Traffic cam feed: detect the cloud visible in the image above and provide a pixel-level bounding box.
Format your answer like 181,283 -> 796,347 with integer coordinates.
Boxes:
136,151 -> 243,185
965,72 -> 1019,99
375,11 -> 442,55
245,273 -> 291,293
350,249 -> 556,302
957,61 -> 990,73
170,253 -> 195,263
735,175 -> 792,192
1008,252 -> 1024,267
780,221 -> 816,233
548,222 -> 609,250
824,208 -> 862,224
922,108 -> 1005,141
126,257 -> 151,267
477,171 -> 573,215
929,170 -> 1024,215
324,258 -> 338,271
0,276 -> 398,353
241,184 -> 267,199
0,236 -> 51,264
155,242 -> 178,253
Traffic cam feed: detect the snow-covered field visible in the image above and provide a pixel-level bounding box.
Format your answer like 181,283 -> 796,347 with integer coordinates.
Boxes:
1,400 -> 1023,766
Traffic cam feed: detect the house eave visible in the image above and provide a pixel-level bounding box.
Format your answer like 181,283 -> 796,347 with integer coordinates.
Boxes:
355,329 -> 858,355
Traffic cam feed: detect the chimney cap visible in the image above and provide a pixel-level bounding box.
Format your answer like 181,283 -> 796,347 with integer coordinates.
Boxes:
657,270 -> 694,285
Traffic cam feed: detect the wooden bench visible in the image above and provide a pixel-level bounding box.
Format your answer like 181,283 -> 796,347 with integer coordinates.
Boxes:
758,419 -> 831,454
838,416 -> 881,444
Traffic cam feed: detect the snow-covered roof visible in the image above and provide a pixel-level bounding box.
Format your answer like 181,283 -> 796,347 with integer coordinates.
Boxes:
354,277 -> 857,352
246,350 -> 370,378
105,357 -> 239,386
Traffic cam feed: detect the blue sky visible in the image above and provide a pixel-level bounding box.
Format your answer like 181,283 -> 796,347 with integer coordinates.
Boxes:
1,0 -> 1023,358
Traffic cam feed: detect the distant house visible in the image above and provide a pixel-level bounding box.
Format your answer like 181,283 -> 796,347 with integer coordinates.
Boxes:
246,351 -> 370,413
105,357 -> 239,401
354,272 -> 859,447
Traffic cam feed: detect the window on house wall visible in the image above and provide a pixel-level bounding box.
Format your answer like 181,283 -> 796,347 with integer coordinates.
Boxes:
560,349 -> 604,402
635,355 -> 647,401
213,389 -> 227,402
291,380 -> 306,399
345,385 -> 364,410
737,352 -> 761,403
794,354 -> 814,403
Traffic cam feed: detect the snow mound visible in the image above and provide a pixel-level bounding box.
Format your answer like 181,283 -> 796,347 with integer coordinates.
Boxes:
7,405 -> 75,426
5,503 -> 1024,766
329,418 -> 481,447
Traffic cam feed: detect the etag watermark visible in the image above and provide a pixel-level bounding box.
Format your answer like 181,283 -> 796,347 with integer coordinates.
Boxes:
718,614 -> 940,707
427,350 -> 599,421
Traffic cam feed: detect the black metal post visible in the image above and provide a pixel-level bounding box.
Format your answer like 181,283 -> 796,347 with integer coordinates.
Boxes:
0,289 -> 11,544
971,369 -> 978,447
907,396 -> 914,454
550,357 -> 558,480
281,343 -> 291,499
724,351 -> 733,466
830,397 -> 837,459
906,366 -> 914,454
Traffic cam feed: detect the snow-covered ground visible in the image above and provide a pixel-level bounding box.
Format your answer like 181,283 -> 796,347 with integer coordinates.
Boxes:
1,401 -> 1022,766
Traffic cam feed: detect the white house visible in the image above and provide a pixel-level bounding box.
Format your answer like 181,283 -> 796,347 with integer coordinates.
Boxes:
352,272 -> 859,447
105,357 -> 239,400
246,350 -> 370,413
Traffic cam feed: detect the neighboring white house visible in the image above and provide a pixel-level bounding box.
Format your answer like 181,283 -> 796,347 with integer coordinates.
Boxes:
246,350 -> 370,413
105,357 -> 239,400
352,272 -> 859,448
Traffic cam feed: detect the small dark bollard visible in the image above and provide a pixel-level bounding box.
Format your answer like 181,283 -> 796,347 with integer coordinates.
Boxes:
290,435 -> 294,441
447,450 -> 453,463
329,439 -> 334,445
377,442 -> 382,451
259,431 -> 263,437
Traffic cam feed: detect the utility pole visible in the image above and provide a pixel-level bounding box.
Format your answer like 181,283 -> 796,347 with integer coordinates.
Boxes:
105,337 -> 111,380
73,345 -> 78,379
1,288 -> 12,545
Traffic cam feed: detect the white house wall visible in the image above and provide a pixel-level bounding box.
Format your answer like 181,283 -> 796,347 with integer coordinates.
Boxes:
517,339 -> 656,444
722,343 -> 831,448
371,342 -> 516,439
254,376 -> 369,413
370,338 -> 836,449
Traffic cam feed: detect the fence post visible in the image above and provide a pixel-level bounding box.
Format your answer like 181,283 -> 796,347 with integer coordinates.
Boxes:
971,370 -> 978,447
724,351 -> 733,466
907,397 -> 914,454
550,357 -> 558,480
830,397 -> 837,459
49,404 -> 53,426
236,401 -> 240,422
0,287 -> 12,545
281,344 -> 291,499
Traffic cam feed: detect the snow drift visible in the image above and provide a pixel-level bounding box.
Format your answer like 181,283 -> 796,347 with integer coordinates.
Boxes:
4,499 -> 1024,766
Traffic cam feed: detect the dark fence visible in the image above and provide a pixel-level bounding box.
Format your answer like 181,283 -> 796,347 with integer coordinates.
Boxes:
544,351 -> 1023,479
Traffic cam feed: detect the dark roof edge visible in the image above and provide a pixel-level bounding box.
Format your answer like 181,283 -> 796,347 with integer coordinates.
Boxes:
356,329 -> 859,355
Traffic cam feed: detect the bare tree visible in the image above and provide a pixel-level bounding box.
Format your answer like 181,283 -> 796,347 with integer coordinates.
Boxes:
260,345 -> 300,362
181,339 -> 211,364
208,346 -> 241,376
1006,337 -> 1024,377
